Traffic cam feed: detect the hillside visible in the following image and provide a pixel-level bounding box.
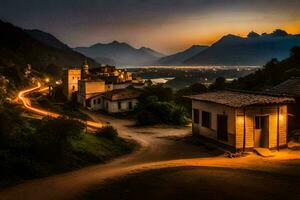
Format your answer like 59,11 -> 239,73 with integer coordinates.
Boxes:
157,45 -> 208,65
74,41 -> 164,66
230,46 -> 300,90
0,20 -> 99,89
25,29 -> 70,50
185,30 -> 300,66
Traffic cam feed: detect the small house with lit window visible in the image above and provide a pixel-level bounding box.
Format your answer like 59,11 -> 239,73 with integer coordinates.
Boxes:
188,91 -> 294,151
101,89 -> 141,113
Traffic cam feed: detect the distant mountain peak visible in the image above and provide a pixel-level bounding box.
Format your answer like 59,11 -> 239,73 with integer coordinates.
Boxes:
270,29 -> 289,37
247,31 -> 260,38
74,41 -> 164,66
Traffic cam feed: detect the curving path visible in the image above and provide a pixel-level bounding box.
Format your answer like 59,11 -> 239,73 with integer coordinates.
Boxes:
0,85 -> 300,200
17,82 -> 104,128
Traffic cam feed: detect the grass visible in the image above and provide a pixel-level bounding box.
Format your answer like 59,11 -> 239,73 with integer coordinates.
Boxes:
0,118 -> 136,188
71,134 -> 136,166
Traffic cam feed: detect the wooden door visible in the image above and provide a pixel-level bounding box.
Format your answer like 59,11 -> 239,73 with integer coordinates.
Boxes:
261,116 -> 269,148
217,115 -> 228,141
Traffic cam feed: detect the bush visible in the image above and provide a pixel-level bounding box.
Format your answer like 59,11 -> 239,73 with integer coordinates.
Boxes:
95,126 -> 118,140
33,117 -> 85,162
135,99 -> 189,126
141,85 -> 174,102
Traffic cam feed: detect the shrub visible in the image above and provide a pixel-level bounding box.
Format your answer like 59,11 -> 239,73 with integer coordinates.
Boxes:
95,126 -> 118,140
33,117 -> 85,162
141,85 -> 173,102
135,100 -> 189,126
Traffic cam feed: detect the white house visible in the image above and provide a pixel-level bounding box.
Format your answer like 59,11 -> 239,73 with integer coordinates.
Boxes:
101,89 -> 141,113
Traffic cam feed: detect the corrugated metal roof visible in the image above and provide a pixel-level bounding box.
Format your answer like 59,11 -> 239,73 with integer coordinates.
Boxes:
187,90 -> 295,108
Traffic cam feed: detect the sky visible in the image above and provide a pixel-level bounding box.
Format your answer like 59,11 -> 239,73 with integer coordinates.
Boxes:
1,0 -> 300,54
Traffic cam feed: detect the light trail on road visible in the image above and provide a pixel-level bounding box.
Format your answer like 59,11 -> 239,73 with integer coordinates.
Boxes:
18,82 -> 103,129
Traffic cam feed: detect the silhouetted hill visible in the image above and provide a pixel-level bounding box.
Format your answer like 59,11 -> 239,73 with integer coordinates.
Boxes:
139,47 -> 165,58
230,46 -> 300,90
0,20 -> 99,88
25,29 -> 70,50
185,30 -> 300,66
94,57 -> 116,66
74,41 -> 164,66
157,45 -> 208,65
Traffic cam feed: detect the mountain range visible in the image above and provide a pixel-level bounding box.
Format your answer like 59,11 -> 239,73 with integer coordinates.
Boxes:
185,30 -> 300,66
75,29 -> 300,66
157,45 -> 208,65
1,19 -> 300,86
74,42 -> 165,66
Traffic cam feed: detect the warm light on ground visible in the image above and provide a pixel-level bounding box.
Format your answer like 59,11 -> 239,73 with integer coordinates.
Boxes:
18,82 -> 103,129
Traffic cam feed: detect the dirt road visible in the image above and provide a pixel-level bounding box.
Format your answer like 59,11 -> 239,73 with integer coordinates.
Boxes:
1,89 -> 300,200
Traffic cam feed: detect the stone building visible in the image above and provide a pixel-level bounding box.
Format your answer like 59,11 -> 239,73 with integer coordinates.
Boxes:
62,68 -> 81,100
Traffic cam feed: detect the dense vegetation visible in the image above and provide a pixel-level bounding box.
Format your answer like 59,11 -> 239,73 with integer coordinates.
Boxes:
0,104 -> 134,187
230,46 -> 300,91
135,83 -> 210,126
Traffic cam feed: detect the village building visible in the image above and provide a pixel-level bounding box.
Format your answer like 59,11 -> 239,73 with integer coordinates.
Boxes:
265,77 -> 300,132
86,89 -> 141,113
102,89 -> 141,113
77,79 -> 106,107
62,68 -> 81,100
62,60 -> 143,113
188,91 -> 294,151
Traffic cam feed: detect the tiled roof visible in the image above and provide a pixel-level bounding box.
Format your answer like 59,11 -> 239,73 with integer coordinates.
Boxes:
265,78 -> 300,97
103,89 -> 141,101
187,90 -> 295,108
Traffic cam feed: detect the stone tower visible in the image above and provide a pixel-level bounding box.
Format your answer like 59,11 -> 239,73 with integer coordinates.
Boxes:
62,68 -> 81,100
81,59 -> 89,80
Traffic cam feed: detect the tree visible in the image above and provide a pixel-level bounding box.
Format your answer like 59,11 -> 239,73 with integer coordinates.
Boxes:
141,84 -> 173,102
210,77 -> 226,90
175,83 -> 207,116
34,117 -> 84,161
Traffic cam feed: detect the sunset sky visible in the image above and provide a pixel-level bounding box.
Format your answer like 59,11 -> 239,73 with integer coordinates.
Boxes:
1,0 -> 300,54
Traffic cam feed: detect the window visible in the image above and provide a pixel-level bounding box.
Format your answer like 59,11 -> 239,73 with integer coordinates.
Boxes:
72,86 -> 75,91
193,109 -> 199,124
98,98 -> 101,104
72,77 -> 75,80
202,111 -> 211,128
93,99 -> 96,105
128,102 -> 133,110
118,102 -> 122,109
255,116 -> 261,129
